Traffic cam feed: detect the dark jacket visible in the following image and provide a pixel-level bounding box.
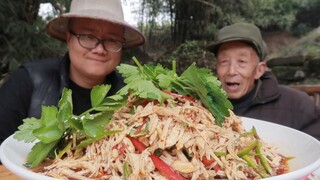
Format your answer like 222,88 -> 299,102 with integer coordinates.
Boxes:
232,71 -> 320,140
0,53 -> 125,144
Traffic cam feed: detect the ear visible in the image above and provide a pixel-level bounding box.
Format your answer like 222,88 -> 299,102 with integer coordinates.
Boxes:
254,61 -> 267,79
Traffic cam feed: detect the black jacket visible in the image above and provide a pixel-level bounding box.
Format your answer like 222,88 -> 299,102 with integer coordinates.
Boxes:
0,53 -> 124,144
232,71 -> 320,140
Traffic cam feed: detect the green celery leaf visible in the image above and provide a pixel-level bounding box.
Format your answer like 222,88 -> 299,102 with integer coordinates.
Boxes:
93,111 -> 113,124
117,59 -> 172,102
33,125 -> 63,143
117,63 -> 138,76
125,80 -> 171,102
58,102 -> 72,123
178,63 -> 232,125
142,64 -> 158,80
82,112 -> 112,138
154,63 -> 173,75
58,88 -> 73,111
95,94 -> 127,111
33,106 -> 64,143
157,70 -> 191,96
67,116 -> 83,130
94,106 -> 123,112
116,84 -> 130,96
83,121 -> 105,138
57,89 -> 73,123
91,84 -> 111,107
13,117 -> 41,143
40,106 -> 58,127
157,74 -> 173,89
26,140 -> 58,167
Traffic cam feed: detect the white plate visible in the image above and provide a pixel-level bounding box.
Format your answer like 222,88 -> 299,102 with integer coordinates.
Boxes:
1,117 -> 320,180
241,117 -> 320,180
0,135 -> 55,180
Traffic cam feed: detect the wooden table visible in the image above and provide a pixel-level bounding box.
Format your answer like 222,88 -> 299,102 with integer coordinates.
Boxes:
0,165 -> 20,180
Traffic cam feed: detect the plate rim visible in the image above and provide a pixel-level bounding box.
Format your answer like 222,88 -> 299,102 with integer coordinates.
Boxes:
1,116 -> 319,180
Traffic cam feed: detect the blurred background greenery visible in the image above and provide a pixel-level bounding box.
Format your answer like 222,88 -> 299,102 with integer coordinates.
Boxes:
1,0 -> 320,84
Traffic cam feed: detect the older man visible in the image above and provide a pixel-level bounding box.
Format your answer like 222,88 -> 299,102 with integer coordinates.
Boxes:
207,22 -> 320,140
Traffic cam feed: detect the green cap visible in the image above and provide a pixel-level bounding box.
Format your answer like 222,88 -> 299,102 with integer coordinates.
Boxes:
207,22 -> 267,60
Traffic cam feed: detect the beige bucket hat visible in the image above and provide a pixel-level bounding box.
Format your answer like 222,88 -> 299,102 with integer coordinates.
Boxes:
46,0 -> 145,49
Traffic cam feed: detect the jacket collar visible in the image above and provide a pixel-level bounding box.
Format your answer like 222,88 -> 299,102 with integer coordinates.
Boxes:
252,71 -> 281,105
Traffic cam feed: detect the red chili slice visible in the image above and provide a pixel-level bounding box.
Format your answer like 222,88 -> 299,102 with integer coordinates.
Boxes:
140,100 -> 160,107
127,136 -> 147,153
112,142 -> 127,155
202,156 -> 222,171
127,136 -> 186,180
202,156 -> 215,166
162,90 -> 196,102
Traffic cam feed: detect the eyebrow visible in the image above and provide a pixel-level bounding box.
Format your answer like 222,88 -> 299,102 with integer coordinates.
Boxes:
239,51 -> 250,57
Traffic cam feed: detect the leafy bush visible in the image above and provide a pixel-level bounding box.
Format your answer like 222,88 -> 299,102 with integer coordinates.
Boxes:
157,41 -> 216,75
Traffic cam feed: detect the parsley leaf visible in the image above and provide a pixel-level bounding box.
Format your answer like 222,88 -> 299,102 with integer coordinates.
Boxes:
13,118 -> 41,143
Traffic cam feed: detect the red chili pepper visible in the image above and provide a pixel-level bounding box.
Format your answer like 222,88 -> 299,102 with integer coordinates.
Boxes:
162,90 -> 196,102
150,154 -> 186,180
213,164 -> 222,171
127,136 -> 186,180
255,156 -> 260,164
140,100 -> 160,107
202,156 -> 222,171
202,156 -> 215,166
112,142 -> 127,155
140,100 -> 150,107
127,136 -> 147,153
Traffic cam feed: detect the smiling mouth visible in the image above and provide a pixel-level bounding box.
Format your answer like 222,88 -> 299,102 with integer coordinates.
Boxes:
89,58 -> 107,63
226,82 -> 240,86
225,82 -> 240,90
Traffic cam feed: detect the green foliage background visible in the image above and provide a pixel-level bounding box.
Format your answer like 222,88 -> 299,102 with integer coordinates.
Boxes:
1,0 -> 320,77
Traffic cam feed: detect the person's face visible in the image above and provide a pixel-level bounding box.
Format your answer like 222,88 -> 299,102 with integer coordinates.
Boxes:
216,41 -> 266,99
66,18 -> 125,88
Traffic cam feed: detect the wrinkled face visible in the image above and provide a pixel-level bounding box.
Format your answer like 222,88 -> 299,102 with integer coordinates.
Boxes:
216,41 -> 266,99
66,18 -> 125,88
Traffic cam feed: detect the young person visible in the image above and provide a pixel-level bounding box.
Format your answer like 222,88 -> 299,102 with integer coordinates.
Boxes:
0,0 -> 145,145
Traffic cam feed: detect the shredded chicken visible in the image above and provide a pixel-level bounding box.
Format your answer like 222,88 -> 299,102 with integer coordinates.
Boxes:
38,95 -> 288,179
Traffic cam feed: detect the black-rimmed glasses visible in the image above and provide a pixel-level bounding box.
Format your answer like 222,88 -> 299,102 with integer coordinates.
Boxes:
69,30 -> 124,52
